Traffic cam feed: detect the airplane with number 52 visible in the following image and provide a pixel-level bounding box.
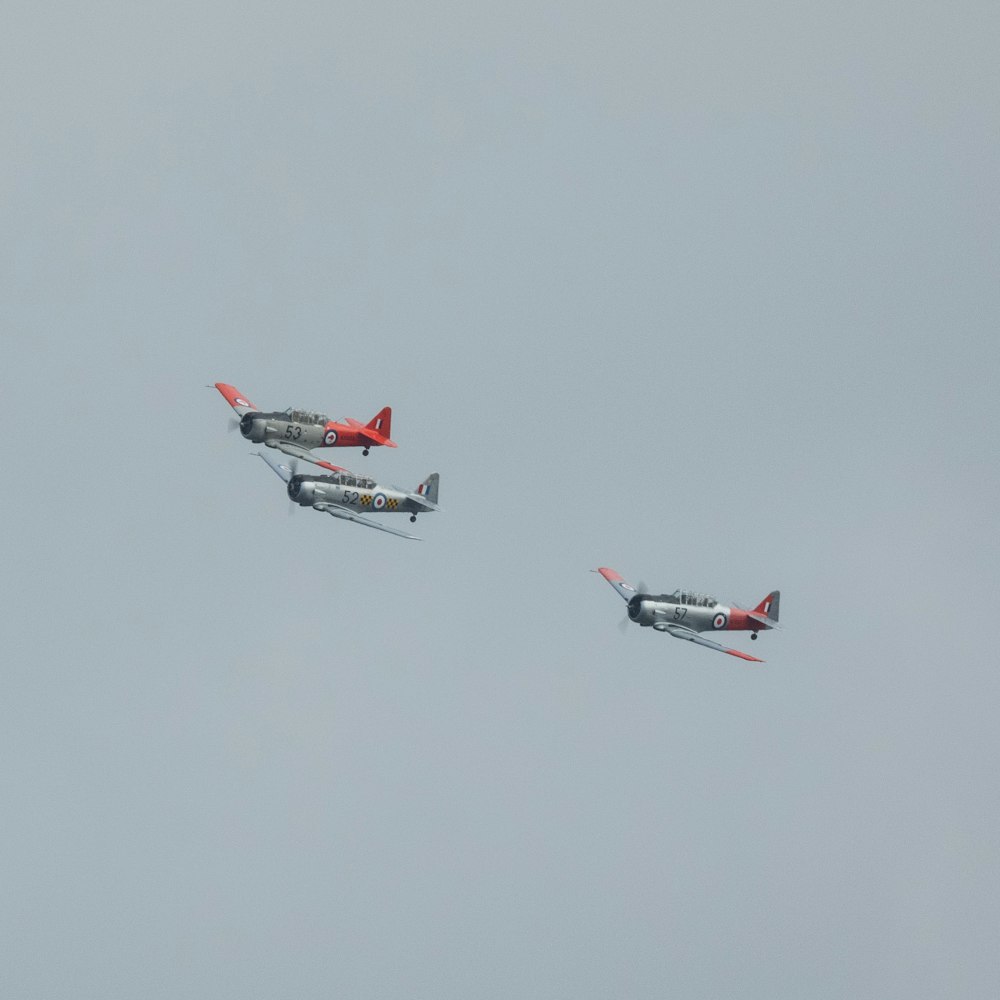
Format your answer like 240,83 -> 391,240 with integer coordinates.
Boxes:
594,567 -> 780,662
256,450 -> 439,540
214,382 -> 396,472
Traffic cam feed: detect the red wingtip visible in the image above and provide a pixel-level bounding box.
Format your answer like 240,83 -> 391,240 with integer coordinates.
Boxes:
214,383 -> 257,411
727,649 -> 765,663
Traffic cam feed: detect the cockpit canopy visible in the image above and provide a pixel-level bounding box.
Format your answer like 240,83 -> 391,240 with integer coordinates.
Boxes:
321,472 -> 377,489
663,590 -> 717,607
284,408 -> 329,425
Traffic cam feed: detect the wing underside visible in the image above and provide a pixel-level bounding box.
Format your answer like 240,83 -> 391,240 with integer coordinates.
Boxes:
266,440 -> 348,473
654,622 -> 764,662
314,503 -> 420,540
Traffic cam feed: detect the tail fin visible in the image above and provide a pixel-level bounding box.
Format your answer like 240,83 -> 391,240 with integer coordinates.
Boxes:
752,591 -> 780,622
344,407 -> 397,448
366,407 -> 393,443
415,473 -> 439,505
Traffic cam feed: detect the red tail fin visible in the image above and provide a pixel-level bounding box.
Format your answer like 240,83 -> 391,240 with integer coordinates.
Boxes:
752,591 -> 780,622
351,406 -> 396,448
366,406 -> 392,440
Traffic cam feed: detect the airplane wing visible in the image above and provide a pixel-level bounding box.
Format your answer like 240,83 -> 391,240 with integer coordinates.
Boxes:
214,383 -> 258,416
265,440 -> 348,473
653,622 -> 764,663
594,566 -> 639,602
313,503 -> 421,540
256,450 -> 294,482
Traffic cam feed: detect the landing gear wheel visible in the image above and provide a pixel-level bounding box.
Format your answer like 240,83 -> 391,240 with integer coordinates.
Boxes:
750,632 -> 758,640
363,448 -> 370,456
410,515 -> 417,523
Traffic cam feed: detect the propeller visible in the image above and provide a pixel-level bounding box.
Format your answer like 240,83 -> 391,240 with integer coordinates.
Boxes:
228,417 -> 240,433
619,582 -> 648,633
286,458 -> 300,515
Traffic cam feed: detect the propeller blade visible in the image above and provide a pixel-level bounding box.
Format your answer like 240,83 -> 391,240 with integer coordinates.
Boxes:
228,417 -> 240,433
287,458 -> 300,515
637,581 -> 648,595
618,616 -> 630,634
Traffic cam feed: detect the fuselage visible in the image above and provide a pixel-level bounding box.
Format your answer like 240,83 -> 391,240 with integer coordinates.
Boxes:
288,473 -> 422,514
626,591 -> 757,634
240,410 -> 369,450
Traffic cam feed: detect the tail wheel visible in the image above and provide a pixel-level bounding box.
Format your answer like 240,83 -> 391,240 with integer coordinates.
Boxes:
750,632 -> 758,640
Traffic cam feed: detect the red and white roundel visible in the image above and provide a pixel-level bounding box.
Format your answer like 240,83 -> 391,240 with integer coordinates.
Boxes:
324,429 -> 338,446
712,612 -> 728,630
235,397 -> 250,407
372,493 -> 388,510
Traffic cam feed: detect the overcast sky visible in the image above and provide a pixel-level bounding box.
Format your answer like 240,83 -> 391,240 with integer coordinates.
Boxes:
2,2 -> 999,997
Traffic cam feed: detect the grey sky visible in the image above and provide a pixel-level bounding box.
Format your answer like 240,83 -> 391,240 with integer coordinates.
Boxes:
2,2 -> 998,997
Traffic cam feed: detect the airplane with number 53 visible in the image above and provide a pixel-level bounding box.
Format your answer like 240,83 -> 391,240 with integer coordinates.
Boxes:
256,451 -> 439,540
594,567 -> 780,663
214,382 -> 396,472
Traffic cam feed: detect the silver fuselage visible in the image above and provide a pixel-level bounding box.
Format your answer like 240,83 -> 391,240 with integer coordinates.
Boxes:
241,411 -> 332,448
627,594 -> 735,634
289,474 -> 423,515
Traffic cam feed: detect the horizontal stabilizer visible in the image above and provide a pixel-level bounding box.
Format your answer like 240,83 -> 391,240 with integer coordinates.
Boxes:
408,494 -> 440,512
746,611 -> 781,630
345,407 -> 397,448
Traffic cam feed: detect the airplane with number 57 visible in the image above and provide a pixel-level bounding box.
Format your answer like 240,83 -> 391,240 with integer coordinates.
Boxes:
256,451 -> 439,540
213,382 -> 396,472
594,567 -> 780,663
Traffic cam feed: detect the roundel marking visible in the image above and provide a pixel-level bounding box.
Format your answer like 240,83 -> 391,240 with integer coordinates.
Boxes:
324,429 -> 338,446
713,612 -> 728,630
235,397 -> 249,407
621,583 -> 635,591
372,492 -> 388,510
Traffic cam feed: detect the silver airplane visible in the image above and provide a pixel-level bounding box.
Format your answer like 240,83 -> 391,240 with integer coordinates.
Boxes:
595,567 -> 780,662
256,451 -> 439,540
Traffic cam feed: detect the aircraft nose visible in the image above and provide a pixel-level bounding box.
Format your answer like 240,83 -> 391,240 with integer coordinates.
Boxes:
287,477 -> 314,505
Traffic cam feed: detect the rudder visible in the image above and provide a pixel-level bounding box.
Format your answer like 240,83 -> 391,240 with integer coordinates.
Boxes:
753,591 -> 780,622
416,473 -> 439,505
367,406 -> 392,440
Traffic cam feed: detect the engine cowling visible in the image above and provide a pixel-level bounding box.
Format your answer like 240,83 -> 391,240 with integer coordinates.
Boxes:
287,476 -> 317,506
240,413 -> 268,443
627,595 -> 658,626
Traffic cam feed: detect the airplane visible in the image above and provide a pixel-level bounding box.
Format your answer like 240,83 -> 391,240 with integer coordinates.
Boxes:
213,382 -> 396,472
594,567 -> 780,663
255,450 -> 439,540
